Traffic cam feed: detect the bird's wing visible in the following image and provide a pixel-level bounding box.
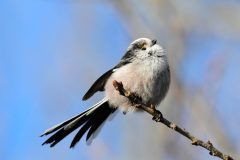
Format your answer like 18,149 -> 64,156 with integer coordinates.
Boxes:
82,54 -> 132,101
82,69 -> 113,100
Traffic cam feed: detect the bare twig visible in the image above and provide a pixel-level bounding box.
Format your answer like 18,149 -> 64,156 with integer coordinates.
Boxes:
112,80 -> 234,160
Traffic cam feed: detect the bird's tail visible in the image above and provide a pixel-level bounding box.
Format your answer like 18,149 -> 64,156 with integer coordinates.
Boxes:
41,98 -> 116,148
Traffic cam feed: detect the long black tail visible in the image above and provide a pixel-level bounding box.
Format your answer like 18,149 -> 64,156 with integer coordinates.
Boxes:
41,98 -> 116,148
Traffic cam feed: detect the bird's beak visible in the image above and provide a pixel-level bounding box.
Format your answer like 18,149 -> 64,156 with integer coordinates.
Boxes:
151,39 -> 157,46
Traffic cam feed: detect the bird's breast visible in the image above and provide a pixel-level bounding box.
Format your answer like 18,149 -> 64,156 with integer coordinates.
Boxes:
104,58 -> 170,111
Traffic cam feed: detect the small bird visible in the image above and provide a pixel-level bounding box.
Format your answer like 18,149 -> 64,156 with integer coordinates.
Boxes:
41,38 -> 170,148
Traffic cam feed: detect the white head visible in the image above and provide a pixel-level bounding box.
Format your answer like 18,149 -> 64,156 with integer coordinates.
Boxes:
126,38 -> 166,61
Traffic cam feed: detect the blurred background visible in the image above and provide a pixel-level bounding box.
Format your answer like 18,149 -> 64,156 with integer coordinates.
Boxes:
1,0 -> 240,159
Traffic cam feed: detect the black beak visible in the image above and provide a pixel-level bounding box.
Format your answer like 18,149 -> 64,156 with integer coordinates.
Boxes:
151,39 -> 157,46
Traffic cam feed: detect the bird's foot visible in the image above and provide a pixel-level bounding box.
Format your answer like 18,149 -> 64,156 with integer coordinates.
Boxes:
150,104 -> 163,122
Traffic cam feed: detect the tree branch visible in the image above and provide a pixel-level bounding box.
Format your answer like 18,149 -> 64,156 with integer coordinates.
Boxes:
112,80 -> 234,160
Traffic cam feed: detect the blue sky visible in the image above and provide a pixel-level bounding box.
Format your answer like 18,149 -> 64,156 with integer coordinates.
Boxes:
0,1 -> 129,159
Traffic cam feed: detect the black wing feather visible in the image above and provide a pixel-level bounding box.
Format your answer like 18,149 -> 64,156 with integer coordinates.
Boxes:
82,51 -> 133,100
42,114 -> 89,147
70,118 -> 93,148
42,100 -> 116,148
70,102 -> 116,147
86,105 -> 115,141
40,108 -> 91,137
82,69 -> 113,100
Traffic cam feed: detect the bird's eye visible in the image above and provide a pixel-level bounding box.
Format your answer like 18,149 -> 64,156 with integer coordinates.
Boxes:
136,42 -> 147,50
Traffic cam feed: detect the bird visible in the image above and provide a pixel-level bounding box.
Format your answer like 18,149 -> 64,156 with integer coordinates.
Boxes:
41,38 -> 170,148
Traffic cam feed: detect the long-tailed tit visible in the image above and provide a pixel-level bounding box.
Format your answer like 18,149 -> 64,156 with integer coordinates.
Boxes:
41,38 -> 170,148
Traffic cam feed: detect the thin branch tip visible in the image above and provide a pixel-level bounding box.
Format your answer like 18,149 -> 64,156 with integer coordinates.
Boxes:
112,80 -> 235,160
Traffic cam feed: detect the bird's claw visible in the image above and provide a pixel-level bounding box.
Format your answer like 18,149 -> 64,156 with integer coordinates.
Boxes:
150,105 -> 163,122
152,109 -> 163,122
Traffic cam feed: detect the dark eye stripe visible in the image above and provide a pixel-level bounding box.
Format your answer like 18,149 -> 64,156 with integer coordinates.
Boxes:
135,42 -> 146,49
